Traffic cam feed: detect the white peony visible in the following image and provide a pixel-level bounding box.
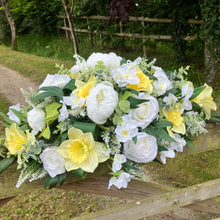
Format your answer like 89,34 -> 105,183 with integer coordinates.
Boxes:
39,74 -> 71,89
86,52 -> 122,72
115,115 -> 138,143
108,172 -> 132,189
124,132 -> 158,163
27,106 -> 45,135
129,93 -> 159,129
7,103 -> 21,123
112,154 -> 127,173
153,66 -> 173,96
86,82 -> 118,124
40,147 -> 66,178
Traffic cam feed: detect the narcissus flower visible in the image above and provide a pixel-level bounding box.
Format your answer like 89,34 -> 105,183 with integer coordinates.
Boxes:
56,127 -> 109,173
163,105 -> 186,135
5,123 -> 35,155
192,85 -> 217,119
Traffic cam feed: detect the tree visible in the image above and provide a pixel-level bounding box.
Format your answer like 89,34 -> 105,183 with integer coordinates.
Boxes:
1,0 -> 17,50
62,0 -> 79,54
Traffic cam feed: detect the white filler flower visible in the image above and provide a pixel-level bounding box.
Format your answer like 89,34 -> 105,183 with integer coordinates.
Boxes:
153,66 -> 172,96
27,106 -> 45,135
108,172 -> 132,189
7,103 -> 21,123
124,132 -> 158,163
112,154 -> 127,173
129,93 -> 159,129
86,82 -> 118,124
87,52 -> 122,72
40,148 -> 66,178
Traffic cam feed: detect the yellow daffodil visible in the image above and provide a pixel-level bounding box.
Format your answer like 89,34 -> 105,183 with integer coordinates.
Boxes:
4,123 -> 35,155
74,75 -> 96,99
126,67 -> 153,93
192,85 -> 217,119
56,127 -> 109,173
163,105 -> 186,135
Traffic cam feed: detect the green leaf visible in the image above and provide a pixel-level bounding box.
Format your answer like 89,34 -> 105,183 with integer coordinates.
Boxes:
44,175 -> 59,189
158,145 -> 168,152
10,109 -> 27,123
45,102 -> 62,125
58,173 -> 67,186
119,100 -> 130,113
209,116 -> 220,123
128,96 -> 149,109
132,136 -> 137,144
120,58 -> 127,65
70,168 -> 87,178
156,129 -> 177,143
31,86 -> 63,102
63,78 -> 76,91
73,121 -> 97,137
155,120 -> 173,129
0,156 -> 15,173
185,137 -> 196,150
0,112 -> 15,125
190,86 -> 206,100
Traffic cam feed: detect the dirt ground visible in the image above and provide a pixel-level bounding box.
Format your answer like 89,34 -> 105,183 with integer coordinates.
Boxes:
0,64 -> 219,220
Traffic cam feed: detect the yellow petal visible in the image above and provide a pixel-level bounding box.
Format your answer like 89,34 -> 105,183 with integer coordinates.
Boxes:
65,159 -> 79,171
94,142 -> 109,163
68,127 -> 83,140
172,122 -> 186,135
79,150 -> 98,173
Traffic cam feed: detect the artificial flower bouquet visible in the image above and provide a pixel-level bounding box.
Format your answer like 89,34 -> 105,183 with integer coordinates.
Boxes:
0,52 -> 218,190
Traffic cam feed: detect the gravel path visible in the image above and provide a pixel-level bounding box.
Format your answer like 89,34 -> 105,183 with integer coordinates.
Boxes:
0,64 -> 38,105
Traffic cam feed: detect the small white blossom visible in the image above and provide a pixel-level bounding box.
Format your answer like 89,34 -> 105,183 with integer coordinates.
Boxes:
112,154 -> 127,172
160,148 -> 175,164
153,66 -> 173,96
108,172 -> 132,189
7,103 -> 21,123
163,93 -> 177,105
58,102 -> 69,122
113,64 -> 140,87
63,92 -> 85,109
115,115 -> 138,143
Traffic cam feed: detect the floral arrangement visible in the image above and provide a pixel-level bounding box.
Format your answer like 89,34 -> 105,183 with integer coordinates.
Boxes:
0,52 -> 218,190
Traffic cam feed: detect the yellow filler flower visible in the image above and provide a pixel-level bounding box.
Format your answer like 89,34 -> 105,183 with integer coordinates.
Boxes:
5,123 -> 35,155
56,127 -> 109,173
192,85 -> 217,119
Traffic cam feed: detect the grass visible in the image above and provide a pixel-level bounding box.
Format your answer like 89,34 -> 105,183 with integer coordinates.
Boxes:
0,45 -> 73,84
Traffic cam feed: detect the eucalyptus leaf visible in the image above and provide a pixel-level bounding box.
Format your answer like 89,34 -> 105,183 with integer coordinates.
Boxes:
70,168 -> 87,178
190,86 -> 206,100
44,175 -> 59,189
10,109 -> 27,123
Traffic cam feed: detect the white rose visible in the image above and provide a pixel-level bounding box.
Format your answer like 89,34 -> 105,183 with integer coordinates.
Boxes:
40,148 -> 66,178
86,82 -> 118,124
39,74 -> 71,89
124,132 -> 158,163
86,52 -> 122,72
129,93 -> 159,129
27,107 -> 45,135
7,103 -> 21,123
